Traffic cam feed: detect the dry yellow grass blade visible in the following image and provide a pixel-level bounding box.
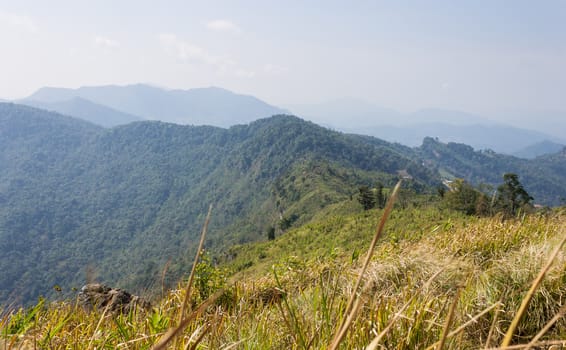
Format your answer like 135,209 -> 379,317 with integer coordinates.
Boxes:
366,268 -> 446,350
329,180 -> 402,350
153,204 -> 212,350
436,287 -> 461,350
179,204 -> 213,321
485,339 -> 566,349
500,233 -> 566,347
221,339 -> 248,350
151,289 -> 224,350
86,304 -> 110,350
523,303 -> 566,350
484,298 -> 502,349
425,302 -> 501,350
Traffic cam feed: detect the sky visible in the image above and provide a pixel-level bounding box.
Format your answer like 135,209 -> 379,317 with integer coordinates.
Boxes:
1,0 -> 565,119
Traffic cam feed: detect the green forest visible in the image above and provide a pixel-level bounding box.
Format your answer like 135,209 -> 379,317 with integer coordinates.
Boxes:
1,103 -> 566,305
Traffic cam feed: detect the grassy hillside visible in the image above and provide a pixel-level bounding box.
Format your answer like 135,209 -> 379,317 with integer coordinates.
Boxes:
1,201 -> 565,349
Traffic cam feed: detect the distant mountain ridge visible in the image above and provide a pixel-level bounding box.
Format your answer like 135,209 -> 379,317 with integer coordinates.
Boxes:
19,85 -> 565,156
291,100 -> 566,155
418,137 -> 566,206
512,140 -> 566,159
23,84 -> 288,127
21,97 -> 143,127
349,123 -> 561,154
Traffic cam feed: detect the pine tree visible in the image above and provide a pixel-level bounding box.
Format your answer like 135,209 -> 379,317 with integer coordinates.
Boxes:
496,173 -> 533,217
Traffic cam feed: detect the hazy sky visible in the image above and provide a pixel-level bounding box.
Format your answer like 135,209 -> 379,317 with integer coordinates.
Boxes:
1,0 -> 565,116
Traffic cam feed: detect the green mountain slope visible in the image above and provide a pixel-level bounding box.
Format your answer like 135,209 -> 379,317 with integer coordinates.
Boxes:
418,137 -> 566,206
0,103 -> 437,305
20,97 -> 143,127
512,140 -> 565,159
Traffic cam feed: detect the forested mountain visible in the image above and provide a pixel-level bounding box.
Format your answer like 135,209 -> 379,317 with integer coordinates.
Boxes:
292,101 -> 565,154
0,103 -> 435,305
417,137 -> 566,206
23,84 -> 287,127
350,123 -> 562,154
512,140 -> 565,159
2,102 -> 566,306
21,97 -> 143,127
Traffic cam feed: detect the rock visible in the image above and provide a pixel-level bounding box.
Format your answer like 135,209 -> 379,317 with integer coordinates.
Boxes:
254,287 -> 285,305
78,283 -> 150,314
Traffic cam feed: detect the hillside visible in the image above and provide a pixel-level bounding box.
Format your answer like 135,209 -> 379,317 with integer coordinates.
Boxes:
2,103 -> 566,348
0,103 -> 436,306
20,97 -> 143,127
24,84 -> 287,127
513,140 -> 566,159
2,203 -> 565,348
292,101 -> 564,154
417,137 -> 566,206
2,102 -> 566,307
354,123 -> 562,154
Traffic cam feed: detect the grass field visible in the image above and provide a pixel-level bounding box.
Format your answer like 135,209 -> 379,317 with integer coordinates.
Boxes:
1,200 -> 565,349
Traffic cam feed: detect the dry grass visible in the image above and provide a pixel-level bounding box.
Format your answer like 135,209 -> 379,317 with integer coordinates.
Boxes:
1,206 -> 565,349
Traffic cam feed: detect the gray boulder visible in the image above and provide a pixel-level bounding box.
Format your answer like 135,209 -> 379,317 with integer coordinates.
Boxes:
78,283 -> 150,314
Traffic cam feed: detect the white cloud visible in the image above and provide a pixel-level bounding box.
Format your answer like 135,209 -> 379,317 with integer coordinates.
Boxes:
159,33 -> 217,65
159,33 -> 253,79
263,63 -> 289,75
235,69 -> 256,78
206,19 -> 242,34
0,11 -> 37,32
94,35 -> 120,49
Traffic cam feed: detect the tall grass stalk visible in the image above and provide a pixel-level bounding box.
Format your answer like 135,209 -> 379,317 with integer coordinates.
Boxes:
484,298 -> 502,349
485,339 -> 566,349
524,303 -> 566,350
366,267 -> 446,350
179,204 -> 213,321
425,302 -> 501,350
437,286 -> 461,350
86,304 -> 110,350
329,180 -> 402,350
151,204 -> 213,350
500,233 -> 566,347
151,289 -> 223,350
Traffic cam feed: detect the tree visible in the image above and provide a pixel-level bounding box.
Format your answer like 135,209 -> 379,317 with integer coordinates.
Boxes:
376,182 -> 386,209
444,179 -> 479,215
358,186 -> 376,210
496,173 -> 533,217
475,192 -> 491,216
267,226 -> 276,240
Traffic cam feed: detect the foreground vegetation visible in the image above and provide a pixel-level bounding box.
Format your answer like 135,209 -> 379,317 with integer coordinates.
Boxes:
2,195 -> 565,349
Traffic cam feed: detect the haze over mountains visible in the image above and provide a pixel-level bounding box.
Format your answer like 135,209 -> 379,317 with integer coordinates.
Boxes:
290,99 -> 566,157
13,84 -> 564,157
19,84 -> 287,127
21,97 -> 143,128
